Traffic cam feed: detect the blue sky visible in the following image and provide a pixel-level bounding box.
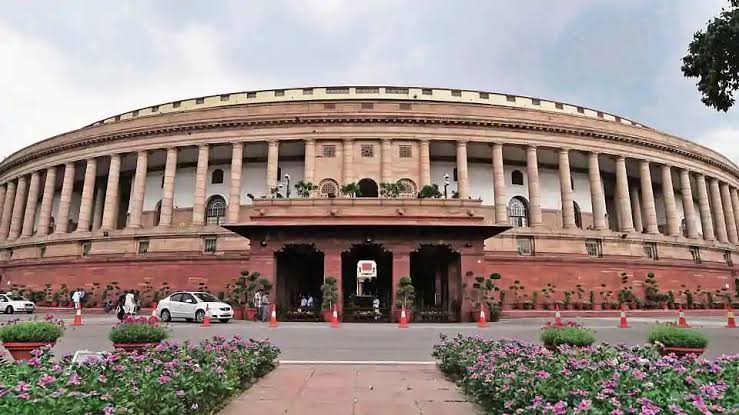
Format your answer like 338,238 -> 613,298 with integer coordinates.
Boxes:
1,0 -> 738,162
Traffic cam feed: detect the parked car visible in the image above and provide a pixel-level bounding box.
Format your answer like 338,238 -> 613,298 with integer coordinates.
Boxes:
0,293 -> 36,314
155,292 -> 233,323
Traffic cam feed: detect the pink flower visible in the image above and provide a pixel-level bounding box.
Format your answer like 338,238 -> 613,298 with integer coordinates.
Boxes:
15,382 -> 30,393
176,390 -> 185,397
536,370 -> 550,379
158,375 -> 171,384
18,392 -> 30,400
104,406 -> 115,415
37,374 -> 56,388
68,373 -> 81,385
98,374 -> 108,383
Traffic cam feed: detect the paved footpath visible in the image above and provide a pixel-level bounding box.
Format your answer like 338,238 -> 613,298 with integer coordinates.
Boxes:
220,364 -> 479,415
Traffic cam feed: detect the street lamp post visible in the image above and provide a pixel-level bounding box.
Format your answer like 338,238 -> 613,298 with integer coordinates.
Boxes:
284,173 -> 291,198
443,173 -> 450,199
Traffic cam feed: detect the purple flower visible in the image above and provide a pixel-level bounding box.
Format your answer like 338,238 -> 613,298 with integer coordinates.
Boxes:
103,406 -> 115,415
158,375 -> 171,385
176,390 -> 185,397
68,373 -> 81,386
15,381 -> 30,392
98,374 -> 108,384
536,370 -> 550,379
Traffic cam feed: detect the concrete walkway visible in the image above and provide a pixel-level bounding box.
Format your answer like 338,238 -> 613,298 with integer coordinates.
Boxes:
220,364 -> 479,415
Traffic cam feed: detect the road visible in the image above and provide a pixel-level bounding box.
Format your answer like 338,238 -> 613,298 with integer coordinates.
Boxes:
1,313 -> 737,361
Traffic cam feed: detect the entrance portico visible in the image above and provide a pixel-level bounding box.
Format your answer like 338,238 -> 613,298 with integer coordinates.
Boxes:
225,198 -> 509,321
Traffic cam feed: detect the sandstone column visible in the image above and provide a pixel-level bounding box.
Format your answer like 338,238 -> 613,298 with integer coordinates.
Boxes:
558,148 -> 576,229
709,178 -> 729,243
587,152 -> 607,230
38,167 -> 56,235
381,138 -> 392,184
55,162 -> 75,234
526,146 -> 543,227
731,188 -> 739,240
0,185 -> 6,237
101,155 -> 121,231
128,151 -> 148,228
8,176 -> 28,240
21,172 -> 41,237
228,142 -> 243,223
92,186 -> 105,230
76,158 -> 97,232
719,182 -> 738,244
159,148 -> 177,226
615,156 -> 635,232
303,139 -> 315,185
695,174 -> 714,241
661,165 -> 680,236
192,145 -> 209,225
342,138 -> 353,185
492,143 -> 507,224
631,185 -> 644,233
680,170 -> 700,239
419,139 -> 431,188
456,140 -> 469,199
266,140 -> 279,194
0,181 -> 17,239
639,161 -> 659,234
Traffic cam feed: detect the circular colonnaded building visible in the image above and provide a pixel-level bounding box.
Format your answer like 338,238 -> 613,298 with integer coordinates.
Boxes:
0,86 -> 737,321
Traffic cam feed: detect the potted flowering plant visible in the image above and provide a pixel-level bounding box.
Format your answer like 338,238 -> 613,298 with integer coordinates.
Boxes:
109,316 -> 170,352
648,324 -> 708,357
320,276 -> 339,322
0,317 -> 64,361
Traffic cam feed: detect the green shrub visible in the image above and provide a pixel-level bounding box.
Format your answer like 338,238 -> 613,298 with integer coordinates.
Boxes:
647,324 -> 708,348
109,318 -> 170,344
540,327 -> 595,347
0,321 -> 64,343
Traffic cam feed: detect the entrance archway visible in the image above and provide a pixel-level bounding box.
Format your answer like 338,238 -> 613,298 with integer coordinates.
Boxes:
341,243 -> 392,321
410,245 -> 462,322
275,244 -> 324,320
357,178 -> 378,198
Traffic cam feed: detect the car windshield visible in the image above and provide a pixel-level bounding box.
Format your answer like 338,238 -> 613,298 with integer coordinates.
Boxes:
7,294 -> 25,301
194,293 -> 219,303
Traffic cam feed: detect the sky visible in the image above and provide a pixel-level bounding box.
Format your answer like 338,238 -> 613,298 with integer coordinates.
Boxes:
1,0 -> 738,163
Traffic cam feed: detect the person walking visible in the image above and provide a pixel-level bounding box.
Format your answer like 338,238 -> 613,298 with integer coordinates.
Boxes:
261,291 -> 271,322
253,289 -> 263,322
71,288 -> 82,310
115,292 -> 127,321
123,290 -> 136,316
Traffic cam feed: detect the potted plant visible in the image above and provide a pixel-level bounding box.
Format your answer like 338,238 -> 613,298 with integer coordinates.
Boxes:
586,290 -> 595,310
320,276 -> 339,322
541,284 -> 556,310
508,280 -> 525,309
563,290 -> 572,310
418,184 -> 443,199
540,322 -> 595,351
531,291 -> 539,310
294,180 -> 318,198
109,316 -> 170,352
464,273 -> 500,320
648,324 -> 708,357
340,182 -> 361,198
573,284 -> 585,310
0,318 -> 64,361
394,276 -> 416,322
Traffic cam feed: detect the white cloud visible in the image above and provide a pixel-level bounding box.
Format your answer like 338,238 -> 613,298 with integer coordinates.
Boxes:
698,127 -> 739,166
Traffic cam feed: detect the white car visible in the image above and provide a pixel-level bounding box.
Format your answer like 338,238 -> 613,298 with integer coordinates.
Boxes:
156,292 -> 232,323
0,293 -> 36,314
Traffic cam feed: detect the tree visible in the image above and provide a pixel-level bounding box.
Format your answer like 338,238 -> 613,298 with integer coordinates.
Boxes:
681,0 -> 739,111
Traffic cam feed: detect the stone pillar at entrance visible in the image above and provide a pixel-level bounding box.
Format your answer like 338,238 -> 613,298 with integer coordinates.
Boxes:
391,248 -> 410,322
322,247 -> 344,314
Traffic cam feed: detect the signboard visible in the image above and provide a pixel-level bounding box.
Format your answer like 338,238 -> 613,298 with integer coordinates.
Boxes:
72,350 -> 105,364
357,260 -> 377,279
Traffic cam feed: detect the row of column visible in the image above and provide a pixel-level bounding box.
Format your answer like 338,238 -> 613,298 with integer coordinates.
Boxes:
1,140 -> 739,245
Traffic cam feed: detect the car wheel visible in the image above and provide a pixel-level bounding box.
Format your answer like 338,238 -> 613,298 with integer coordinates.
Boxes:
219,319 -> 230,323
160,309 -> 171,322
195,310 -> 205,323
5,306 -> 13,314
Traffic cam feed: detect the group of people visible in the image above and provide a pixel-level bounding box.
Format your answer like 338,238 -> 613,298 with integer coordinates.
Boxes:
71,288 -> 86,309
253,289 -> 271,321
113,290 -> 138,321
297,294 -> 315,312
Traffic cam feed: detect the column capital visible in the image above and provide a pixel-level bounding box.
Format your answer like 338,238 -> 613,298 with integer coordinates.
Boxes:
198,143 -> 210,150
616,155 -> 626,162
526,144 -> 538,150
231,141 -> 244,148
589,150 -> 600,156
303,138 -> 316,144
639,159 -> 650,167
381,137 -> 392,143
456,139 -> 468,147
418,137 -> 430,143
342,137 -> 354,144
492,142 -> 503,150
557,147 -> 570,154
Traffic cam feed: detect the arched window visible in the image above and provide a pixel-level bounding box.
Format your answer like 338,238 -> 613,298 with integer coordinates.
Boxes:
573,201 -> 582,229
511,170 -> 524,186
508,196 -> 529,227
318,178 -> 339,198
211,169 -> 224,184
206,195 -> 227,225
397,178 -> 417,198
357,178 -> 379,198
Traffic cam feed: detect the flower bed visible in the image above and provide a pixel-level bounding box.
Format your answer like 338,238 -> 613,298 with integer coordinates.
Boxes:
0,336 -> 280,414
540,324 -> 595,348
109,316 -> 170,347
433,334 -> 738,414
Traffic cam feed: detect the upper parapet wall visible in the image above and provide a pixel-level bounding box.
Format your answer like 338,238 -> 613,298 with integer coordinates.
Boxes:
87,86 -> 648,129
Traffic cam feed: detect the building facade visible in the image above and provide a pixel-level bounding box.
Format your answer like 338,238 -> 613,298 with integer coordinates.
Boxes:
0,86 -> 737,320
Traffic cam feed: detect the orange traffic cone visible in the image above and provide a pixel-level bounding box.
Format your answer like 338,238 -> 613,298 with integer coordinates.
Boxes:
72,304 -> 83,326
553,303 -> 563,327
618,303 -> 630,328
201,304 -> 212,327
478,307 -> 488,328
330,304 -> 340,328
268,304 -> 278,328
398,306 -> 409,328
726,304 -> 736,328
677,305 -> 690,328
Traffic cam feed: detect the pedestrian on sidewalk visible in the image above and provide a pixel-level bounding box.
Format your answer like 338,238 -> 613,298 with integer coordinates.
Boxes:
254,289 -> 263,322
261,292 -> 271,322
123,290 -> 137,316
115,292 -> 126,321
72,288 -> 82,310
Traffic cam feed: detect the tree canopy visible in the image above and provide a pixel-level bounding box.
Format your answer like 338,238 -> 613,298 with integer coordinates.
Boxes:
681,0 -> 739,111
